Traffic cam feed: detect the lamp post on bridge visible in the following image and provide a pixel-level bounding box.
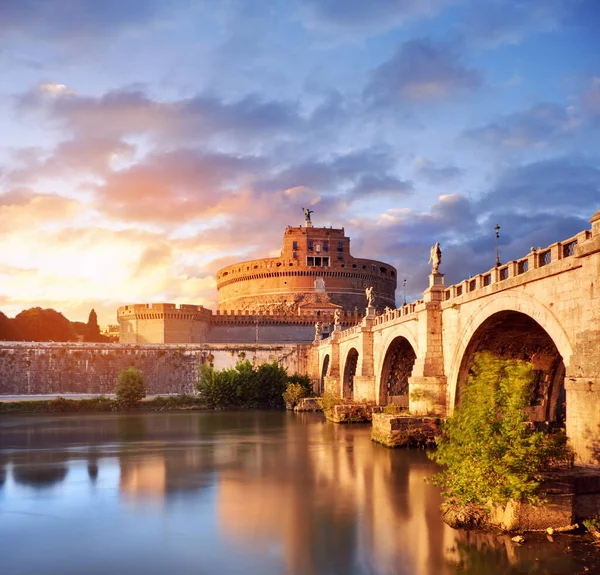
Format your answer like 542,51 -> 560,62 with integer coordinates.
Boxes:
403,278 -> 407,306
494,224 -> 501,268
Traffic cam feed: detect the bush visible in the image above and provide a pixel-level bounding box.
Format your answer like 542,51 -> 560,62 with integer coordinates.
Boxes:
196,360 -> 297,409
283,383 -> 307,408
317,392 -> 344,415
429,352 -> 572,506
115,367 -> 146,408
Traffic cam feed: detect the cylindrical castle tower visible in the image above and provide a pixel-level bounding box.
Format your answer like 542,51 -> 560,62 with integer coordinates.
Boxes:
216,224 -> 397,314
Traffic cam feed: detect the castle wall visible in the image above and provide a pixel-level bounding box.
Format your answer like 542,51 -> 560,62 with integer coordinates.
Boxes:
208,324 -> 315,344
216,226 -> 397,313
0,342 -> 310,396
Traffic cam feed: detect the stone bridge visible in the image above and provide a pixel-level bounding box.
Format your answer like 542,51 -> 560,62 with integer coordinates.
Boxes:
311,211 -> 600,465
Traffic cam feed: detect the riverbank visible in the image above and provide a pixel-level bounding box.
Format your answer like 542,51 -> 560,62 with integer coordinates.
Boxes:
0,394 -> 206,413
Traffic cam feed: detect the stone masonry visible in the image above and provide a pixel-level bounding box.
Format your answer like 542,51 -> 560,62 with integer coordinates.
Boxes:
313,211 -> 600,465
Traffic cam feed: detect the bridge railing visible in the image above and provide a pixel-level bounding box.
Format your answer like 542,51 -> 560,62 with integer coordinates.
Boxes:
442,229 -> 590,303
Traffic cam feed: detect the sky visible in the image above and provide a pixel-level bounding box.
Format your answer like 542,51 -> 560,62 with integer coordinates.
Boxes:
0,0 -> 599,325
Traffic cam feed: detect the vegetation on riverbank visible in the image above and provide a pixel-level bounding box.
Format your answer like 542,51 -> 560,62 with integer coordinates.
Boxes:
0,394 -> 206,413
196,359 -> 312,409
430,352 -> 572,509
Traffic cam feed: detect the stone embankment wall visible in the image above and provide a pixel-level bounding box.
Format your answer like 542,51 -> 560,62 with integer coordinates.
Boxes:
0,342 -> 310,396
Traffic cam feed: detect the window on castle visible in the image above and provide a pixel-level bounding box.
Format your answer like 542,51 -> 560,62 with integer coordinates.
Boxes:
293,252 -> 298,259
315,243 -> 321,252
293,241 -> 298,250
307,256 -> 329,267
338,242 -> 343,251
323,241 -> 329,251
337,253 -> 343,260
308,241 -> 313,250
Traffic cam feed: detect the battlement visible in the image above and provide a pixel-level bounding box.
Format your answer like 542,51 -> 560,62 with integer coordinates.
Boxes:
215,223 -> 397,314
117,303 -> 212,320
440,226 -> 595,307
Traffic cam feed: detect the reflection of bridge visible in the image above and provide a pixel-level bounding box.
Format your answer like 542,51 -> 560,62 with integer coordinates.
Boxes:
312,211 -> 600,465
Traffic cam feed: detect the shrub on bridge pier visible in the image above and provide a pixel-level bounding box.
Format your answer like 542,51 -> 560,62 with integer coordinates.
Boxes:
430,352 -> 572,507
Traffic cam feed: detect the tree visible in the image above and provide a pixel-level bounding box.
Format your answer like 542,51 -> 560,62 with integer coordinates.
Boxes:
0,311 -> 17,341
430,352 -> 571,506
195,360 -> 296,409
85,309 -> 101,342
13,307 -> 76,342
115,368 -> 146,407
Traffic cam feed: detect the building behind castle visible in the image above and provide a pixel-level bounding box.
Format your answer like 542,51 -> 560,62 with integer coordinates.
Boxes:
118,219 -> 397,344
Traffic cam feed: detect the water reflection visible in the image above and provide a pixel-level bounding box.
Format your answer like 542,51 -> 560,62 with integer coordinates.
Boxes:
0,412 -> 598,575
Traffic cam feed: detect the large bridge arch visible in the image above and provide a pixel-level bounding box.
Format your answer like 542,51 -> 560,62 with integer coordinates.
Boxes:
342,347 -> 359,400
447,292 -> 574,417
320,354 -> 330,394
375,323 -> 419,406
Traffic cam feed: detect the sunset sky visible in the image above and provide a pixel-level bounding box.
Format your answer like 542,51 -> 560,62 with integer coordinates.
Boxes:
1,0 -> 599,325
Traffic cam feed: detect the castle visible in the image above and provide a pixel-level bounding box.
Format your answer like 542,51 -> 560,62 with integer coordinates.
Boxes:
118,213 -> 397,344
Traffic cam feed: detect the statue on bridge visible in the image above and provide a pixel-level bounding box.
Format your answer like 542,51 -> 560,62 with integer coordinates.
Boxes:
302,207 -> 314,227
429,242 -> 442,274
334,308 -> 341,326
365,286 -> 374,307
314,321 -> 321,340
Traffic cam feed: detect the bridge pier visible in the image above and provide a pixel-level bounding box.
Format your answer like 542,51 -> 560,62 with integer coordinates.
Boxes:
566,329 -> 600,465
409,274 -> 447,416
353,315 -> 377,402
323,333 -> 341,395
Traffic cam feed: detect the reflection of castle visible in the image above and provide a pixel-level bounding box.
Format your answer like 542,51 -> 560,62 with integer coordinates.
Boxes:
118,219 -> 397,344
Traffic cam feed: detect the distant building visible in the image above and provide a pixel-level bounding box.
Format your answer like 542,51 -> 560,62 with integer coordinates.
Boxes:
118,221 -> 397,344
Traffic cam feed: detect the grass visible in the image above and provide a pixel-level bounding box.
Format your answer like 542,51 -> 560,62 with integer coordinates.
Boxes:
0,395 -> 206,414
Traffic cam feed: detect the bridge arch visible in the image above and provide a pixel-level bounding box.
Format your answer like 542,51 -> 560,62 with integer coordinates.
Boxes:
320,354 -> 330,394
378,336 -> 417,406
447,292 -> 574,422
342,348 -> 359,400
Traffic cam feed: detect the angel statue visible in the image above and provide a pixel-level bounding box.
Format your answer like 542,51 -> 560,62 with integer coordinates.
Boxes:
334,308 -> 342,326
365,286 -> 374,307
429,242 -> 442,274
302,207 -> 314,227
314,321 -> 321,340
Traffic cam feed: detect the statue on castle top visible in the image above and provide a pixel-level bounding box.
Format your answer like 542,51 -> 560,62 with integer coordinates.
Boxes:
429,242 -> 442,274
314,321 -> 321,340
384,306 -> 392,313
302,207 -> 314,227
334,308 -> 341,326
365,286 -> 374,307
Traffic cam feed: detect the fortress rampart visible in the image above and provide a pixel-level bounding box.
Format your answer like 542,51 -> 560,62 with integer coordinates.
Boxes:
117,220 -> 397,344
118,303 -> 212,344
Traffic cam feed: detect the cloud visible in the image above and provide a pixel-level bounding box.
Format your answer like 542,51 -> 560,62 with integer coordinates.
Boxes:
413,158 -> 463,183
582,77 -> 600,118
5,137 -> 135,185
349,174 -> 413,198
476,158 -> 600,214
464,103 -> 577,148
364,39 -> 481,105
0,0 -> 171,40
462,0 -> 566,48
92,148 -> 265,223
298,0 -> 455,36
16,84 -> 340,150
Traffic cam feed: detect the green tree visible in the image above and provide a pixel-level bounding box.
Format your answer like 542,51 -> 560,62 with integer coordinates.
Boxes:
115,368 -> 146,408
430,352 -> 571,506
195,360 -> 294,409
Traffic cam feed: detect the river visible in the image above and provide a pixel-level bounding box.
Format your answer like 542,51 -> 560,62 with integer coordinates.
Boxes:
0,412 -> 598,574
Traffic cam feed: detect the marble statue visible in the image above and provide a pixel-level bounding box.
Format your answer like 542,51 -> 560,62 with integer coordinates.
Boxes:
429,242 -> 442,274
